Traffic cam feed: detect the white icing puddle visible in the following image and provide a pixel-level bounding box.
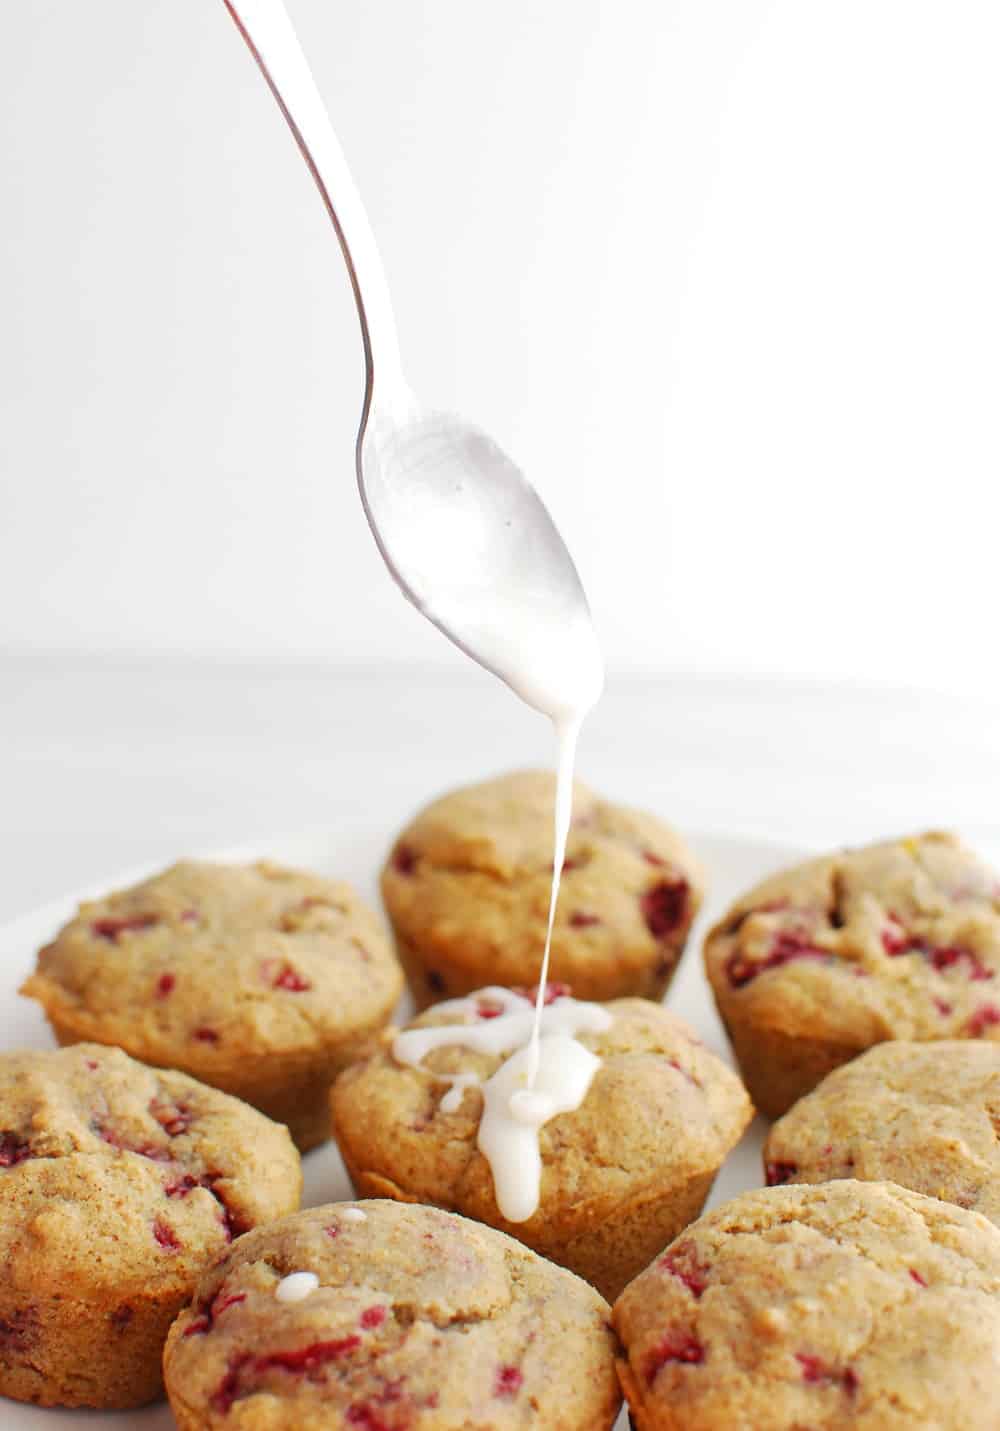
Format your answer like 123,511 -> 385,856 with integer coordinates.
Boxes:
275,1270 -> 319,1302
393,987 -> 612,1222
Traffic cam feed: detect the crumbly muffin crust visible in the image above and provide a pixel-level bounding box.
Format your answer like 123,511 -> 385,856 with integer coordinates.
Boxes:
331,996 -> 752,1300
613,1179 -> 1000,1430
0,1042 -> 300,1409
703,832 -> 1000,1117
164,1199 -> 621,1430
382,771 -> 705,1008
21,860 -> 403,1149
764,1039 -> 1000,1224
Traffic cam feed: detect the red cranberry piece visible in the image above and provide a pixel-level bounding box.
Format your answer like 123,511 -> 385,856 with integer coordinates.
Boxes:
96,1124 -> 171,1161
968,1004 -> 1000,1037
881,915 -> 912,955
931,946 -> 994,981
392,845 -> 417,875
263,960 -> 312,992
934,997 -> 953,1017
515,981 -> 572,1005
156,972 -> 176,998
765,1160 -> 798,1186
569,911 -> 602,928
660,1241 -> 709,1297
796,1354 -> 858,1395
212,1292 -> 246,1317
360,1305 -> 387,1330
84,1058 -> 99,1070
153,1218 -> 181,1250
91,913 -> 159,941
727,931 -> 829,989
0,1133 -> 31,1167
347,1407 -> 396,1431
641,879 -> 689,939
194,1027 -> 220,1043
494,1364 -> 523,1397
476,997 -> 504,1019
0,1308 -> 38,1353
150,1099 -> 193,1137
910,1269 -> 928,1287
642,850 -> 667,868
668,1058 -> 701,1088
645,1332 -> 705,1383
256,1335 -> 362,1374
211,1356 -> 252,1414
165,1174 -> 199,1198
184,1314 -> 212,1338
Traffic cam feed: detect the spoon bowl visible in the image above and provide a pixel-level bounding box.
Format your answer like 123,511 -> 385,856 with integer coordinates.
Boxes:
360,407 -> 603,717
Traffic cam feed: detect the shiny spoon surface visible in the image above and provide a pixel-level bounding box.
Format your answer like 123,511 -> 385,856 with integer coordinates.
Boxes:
221,0 -> 603,720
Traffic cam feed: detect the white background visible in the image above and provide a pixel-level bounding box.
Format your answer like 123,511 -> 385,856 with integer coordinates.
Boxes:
2,0 -> 999,692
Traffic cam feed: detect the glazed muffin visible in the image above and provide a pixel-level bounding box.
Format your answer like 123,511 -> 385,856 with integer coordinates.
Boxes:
763,1040 -> 1000,1223
21,859 -> 403,1150
613,1179 -> 1000,1430
331,993 -> 752,1300
382,770 -> 704,1008
703,831 -> 1000,1118
163,1199 -> 621,1429
0,1042 -> 300,1409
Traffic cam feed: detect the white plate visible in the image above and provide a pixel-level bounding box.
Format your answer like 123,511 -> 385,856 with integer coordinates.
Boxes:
0,826 -> 808,1428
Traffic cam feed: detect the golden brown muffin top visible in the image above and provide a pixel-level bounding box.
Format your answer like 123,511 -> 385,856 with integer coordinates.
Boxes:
21,860 -> 402,1063
332,996 -> 752,1247
382,770 -> 704,994
164,1200 -> 620,1430
704,832 -> 1000,1044
0,1043 -> 300,1300
764,1039 -> 1000,1224
614,1179 -> 1000,1431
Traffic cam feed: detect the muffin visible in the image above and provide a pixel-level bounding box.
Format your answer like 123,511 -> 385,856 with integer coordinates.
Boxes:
763,1039 -> 1000,1222
163,1199 -> 621,1429
613,1179 -> 1000,1430
0,1042 -> 300,1409
703,831 -> 1000,1117
382,770 -> 704,1008
331,993 -> 752,1300
21,859 -> 404,1149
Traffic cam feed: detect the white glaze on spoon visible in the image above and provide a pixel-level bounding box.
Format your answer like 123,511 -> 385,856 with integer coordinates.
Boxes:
393,987 -> 612,1221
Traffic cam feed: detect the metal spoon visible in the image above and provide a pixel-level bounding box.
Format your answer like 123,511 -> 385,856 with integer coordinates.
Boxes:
221,0 -> 603,720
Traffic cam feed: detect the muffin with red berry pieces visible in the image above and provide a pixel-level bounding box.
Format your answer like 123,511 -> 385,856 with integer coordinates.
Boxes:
613,1179 -> 1000,1431
163,1199 -> 621,1430
0,1042 -> 300,1410
21,859 -> 403,1150
763,1039 -> 1000,1224
331,989 -> 752,1300
703,831 -> 1000,1118
381,770 -> 704,1009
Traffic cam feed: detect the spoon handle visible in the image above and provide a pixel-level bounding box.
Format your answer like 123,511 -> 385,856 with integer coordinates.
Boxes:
221,0 -> 410,414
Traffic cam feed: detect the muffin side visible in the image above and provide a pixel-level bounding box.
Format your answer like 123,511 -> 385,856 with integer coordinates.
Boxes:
0,1042 -> 300,1409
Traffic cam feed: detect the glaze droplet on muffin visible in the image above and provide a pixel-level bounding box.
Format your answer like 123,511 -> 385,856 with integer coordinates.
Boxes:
392,984 -> 612,1221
